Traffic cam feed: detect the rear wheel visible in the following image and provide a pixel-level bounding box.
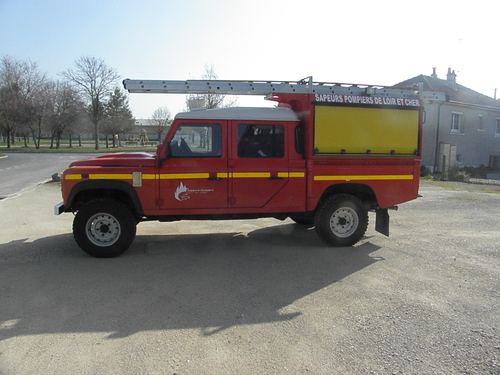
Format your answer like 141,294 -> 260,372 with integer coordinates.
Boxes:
314,194 -> 368,247
73,198 -> 137,258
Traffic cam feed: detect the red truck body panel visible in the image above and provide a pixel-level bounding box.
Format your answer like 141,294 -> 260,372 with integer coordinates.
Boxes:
62,95 -> 422,214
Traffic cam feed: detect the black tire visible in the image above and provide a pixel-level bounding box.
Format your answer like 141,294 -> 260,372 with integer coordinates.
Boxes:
314,194 -> 368,247
73,198 -> 137,258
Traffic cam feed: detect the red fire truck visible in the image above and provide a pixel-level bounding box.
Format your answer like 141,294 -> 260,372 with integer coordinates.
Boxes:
55,77 -> 442,257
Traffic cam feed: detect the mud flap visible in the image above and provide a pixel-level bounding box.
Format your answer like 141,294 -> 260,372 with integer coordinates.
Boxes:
375,208 -> 389,237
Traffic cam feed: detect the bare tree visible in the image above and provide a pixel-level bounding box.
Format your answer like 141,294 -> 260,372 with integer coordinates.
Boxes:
45,81 -> 80,149
29,80 -> 54,148
185,64 -> 238,111
61,56 -> 119,150
68,107 -> 91,147
0,56 -> 46,148
65,111 -> 84,148
202,64 -> 238,109
149,106 -> 171,142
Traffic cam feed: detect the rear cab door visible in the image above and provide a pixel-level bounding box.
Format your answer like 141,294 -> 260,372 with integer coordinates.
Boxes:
229,117 -> 306,211
229,121 -> 288,208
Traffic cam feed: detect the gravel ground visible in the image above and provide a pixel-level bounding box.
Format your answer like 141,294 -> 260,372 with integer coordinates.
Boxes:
0,181 -> 499,374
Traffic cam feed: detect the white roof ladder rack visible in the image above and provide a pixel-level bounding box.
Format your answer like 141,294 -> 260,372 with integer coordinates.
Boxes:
123,76 -> 445,100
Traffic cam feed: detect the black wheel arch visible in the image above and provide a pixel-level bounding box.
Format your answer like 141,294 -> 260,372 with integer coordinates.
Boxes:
66,180 -> 143,215
316,183 -> 378,211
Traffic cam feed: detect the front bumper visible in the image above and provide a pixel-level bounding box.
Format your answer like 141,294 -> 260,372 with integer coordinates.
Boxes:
54,202 -> 64,215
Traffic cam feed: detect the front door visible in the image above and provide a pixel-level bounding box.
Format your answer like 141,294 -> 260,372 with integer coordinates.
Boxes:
159,121 -> 228,210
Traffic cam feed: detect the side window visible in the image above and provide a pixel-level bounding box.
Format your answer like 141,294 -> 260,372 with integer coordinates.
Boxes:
237,124 -> 284,158
170,124 -> 221,157
451,112 -> 464,134
294,125 -> 304,155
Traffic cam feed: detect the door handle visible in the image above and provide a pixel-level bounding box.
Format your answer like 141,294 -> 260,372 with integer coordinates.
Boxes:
269,176 -> 283,180
207,177 -> 222,181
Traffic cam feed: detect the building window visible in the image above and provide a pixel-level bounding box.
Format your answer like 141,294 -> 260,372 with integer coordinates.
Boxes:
451,112 -> 464,134
490,156 -> 500,168
496,119 -> 500,137
478,115 -> 484,131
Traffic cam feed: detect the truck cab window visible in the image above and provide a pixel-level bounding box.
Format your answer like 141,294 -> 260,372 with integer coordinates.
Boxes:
170,124 -> 222,157
295,125 -> 304,155
237,124 -> 284,158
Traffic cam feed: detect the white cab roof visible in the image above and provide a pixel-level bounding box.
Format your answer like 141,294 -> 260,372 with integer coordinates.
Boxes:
175,107 -> 299,122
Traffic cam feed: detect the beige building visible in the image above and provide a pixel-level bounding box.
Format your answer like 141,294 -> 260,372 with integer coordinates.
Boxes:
396,68 -> 500,173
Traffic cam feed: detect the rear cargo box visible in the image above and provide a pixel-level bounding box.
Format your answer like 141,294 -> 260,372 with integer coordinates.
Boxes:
313,105 -> 420,156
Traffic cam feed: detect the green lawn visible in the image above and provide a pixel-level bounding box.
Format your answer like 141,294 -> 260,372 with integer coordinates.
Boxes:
0,140 -> 158,153
421,179 -> 500,194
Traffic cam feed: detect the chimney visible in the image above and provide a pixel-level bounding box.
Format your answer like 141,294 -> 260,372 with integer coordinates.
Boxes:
446,68 -> 457,83
431,67 -> 437,78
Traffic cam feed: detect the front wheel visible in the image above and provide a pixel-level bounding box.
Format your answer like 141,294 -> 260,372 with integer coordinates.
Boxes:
73,198 -> 137,258
314,194 -> 368,247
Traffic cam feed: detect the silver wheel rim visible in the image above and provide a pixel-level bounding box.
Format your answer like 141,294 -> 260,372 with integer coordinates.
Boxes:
329,207 -> 358,238
86,213 -> 121,247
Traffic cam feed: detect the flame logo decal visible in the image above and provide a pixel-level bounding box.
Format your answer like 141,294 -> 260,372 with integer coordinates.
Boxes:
174,181 -> 190,201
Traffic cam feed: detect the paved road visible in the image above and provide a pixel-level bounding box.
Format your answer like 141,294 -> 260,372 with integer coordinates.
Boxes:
0,153 -> 104,198
0,181 -> 499,374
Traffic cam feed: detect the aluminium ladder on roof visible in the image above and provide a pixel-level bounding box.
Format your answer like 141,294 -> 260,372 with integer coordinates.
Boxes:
123,77 -> 445,101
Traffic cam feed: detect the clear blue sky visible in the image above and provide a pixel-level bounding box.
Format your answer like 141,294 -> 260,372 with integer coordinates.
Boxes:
1,0 -> 498,118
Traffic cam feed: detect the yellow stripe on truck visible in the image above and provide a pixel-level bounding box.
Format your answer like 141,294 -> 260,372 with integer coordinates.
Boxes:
159,173 -> 209,179
314,175 -> 414,181
64,174 -> 82,180
64,172 -> 307,181
89,174 -> 133,180
231,172 -> 271,178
